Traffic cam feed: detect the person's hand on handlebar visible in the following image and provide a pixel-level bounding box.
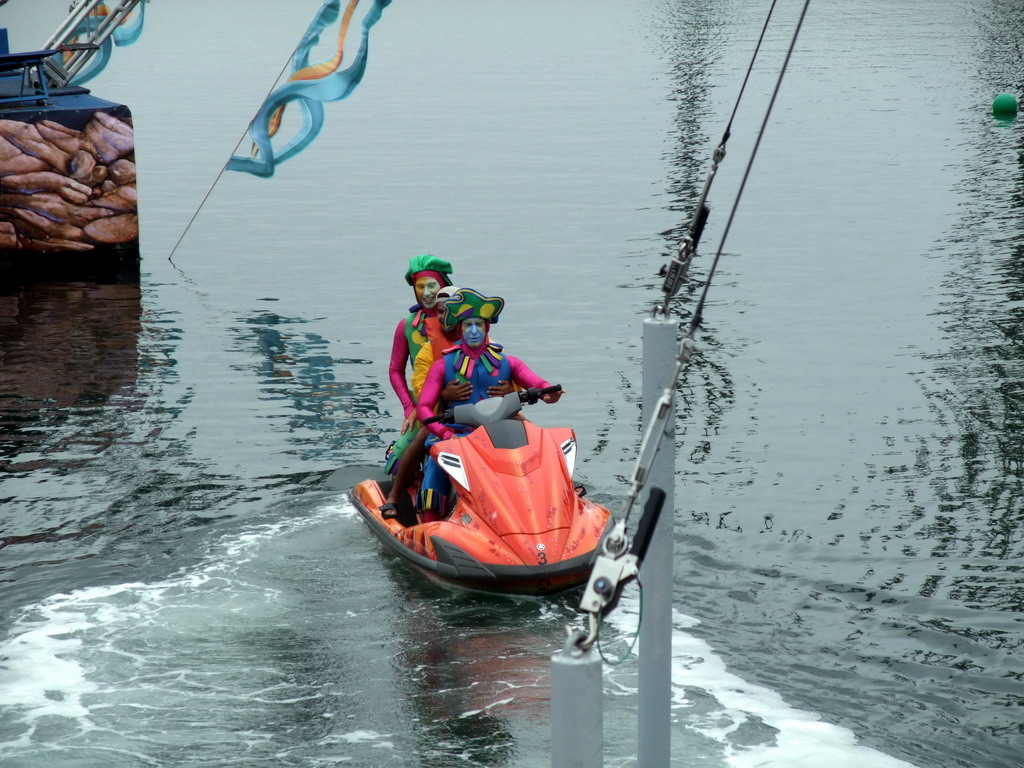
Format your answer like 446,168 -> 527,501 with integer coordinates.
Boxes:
541,389 -> 563,404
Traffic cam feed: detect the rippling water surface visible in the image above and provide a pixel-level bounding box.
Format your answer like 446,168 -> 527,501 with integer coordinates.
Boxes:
2,1 -> 1023,766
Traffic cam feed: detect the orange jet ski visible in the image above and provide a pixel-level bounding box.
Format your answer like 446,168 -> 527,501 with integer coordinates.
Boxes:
352,387 -> 613,595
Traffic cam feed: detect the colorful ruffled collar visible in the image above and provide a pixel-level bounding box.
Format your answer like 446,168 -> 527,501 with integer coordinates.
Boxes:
447,341 -> 504,380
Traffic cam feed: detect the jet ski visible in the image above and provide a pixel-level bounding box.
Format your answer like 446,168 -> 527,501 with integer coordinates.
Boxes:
351,386 -> 613,595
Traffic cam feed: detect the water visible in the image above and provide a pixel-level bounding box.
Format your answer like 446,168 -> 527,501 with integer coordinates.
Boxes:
2,0 -> 1023,765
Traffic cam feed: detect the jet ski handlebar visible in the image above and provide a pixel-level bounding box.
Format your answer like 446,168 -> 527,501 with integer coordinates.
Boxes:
518,384 -> 562,405
422,385 -> 562,426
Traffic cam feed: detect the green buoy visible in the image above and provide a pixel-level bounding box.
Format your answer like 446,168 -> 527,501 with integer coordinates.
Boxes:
993,92 -> 1018,117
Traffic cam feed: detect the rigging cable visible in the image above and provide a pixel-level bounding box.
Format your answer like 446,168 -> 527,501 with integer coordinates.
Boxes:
686,0 -> 812,342
618,0 -> 811,540
596,582 -> 644,665
624,0 -> 813,531
658,0 -> 782,315
576,0 -> 814,650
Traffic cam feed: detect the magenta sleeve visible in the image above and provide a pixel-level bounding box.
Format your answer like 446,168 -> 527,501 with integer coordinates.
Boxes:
416,360 -> 450,438
388,320 -> 415,416
507,356 -> 551,390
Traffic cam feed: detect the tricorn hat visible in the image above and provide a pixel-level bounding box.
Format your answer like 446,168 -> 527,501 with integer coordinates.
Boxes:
444,288 -> 504,329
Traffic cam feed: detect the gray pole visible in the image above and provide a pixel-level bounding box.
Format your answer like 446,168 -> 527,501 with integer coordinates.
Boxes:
638,316 -> 676,767
551,638 -> 603,768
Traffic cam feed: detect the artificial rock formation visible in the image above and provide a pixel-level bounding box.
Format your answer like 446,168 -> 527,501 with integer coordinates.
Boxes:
0,112 -> 138,253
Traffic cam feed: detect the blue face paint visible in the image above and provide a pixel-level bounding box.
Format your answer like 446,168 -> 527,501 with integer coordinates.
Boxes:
462,318 -> 487,348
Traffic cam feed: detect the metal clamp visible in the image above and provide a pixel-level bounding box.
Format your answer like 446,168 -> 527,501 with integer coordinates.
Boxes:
579,547 -> 640,616
574,485 -> 667,650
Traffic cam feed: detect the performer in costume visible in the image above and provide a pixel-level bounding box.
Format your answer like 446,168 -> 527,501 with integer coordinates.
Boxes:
385,255 -> 454,476
381,285 -> 469,519
414,289 -> 561,521
388,253 -> 454,421
412,284 -> 508,397
411,284 -> 465,396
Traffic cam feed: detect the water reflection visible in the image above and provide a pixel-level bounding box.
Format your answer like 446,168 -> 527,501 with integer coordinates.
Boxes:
652,0 -> 740,445
0,281 -> 141,475
795,8 -> 1024,763
235,310 -> 385,461
910,0 -> 1024,599
383,567 -> 567,767
653,3 -> 1024,766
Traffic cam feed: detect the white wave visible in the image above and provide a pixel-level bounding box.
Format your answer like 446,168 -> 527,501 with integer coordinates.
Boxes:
0,498 -> 359,748
601,597 -> 919,768
1,497 -> 918,767
0,612 -> 99,749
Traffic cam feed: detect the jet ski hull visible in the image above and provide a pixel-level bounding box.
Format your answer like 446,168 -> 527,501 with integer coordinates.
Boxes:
351,477 -> 612,596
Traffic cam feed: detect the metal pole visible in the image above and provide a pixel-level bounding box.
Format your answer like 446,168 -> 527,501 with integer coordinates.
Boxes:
638,316 -> 676,767
43,0 -> 144,86
551,637 -> 603,768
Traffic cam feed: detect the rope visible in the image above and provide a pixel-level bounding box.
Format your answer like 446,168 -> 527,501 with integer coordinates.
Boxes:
166,40 -> 300,267
596,581 -> 644,665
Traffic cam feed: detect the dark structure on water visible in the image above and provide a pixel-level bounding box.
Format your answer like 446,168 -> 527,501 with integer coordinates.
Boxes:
0,18 -> 139,282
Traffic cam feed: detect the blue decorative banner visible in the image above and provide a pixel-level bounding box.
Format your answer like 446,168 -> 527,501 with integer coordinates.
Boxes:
227,0 -> 391,178
70,2 -> 148,85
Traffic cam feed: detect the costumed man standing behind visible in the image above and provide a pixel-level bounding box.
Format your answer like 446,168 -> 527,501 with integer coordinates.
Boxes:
386,254 -> 454,474
380,284 -> 469,520
414,288 -> 562,521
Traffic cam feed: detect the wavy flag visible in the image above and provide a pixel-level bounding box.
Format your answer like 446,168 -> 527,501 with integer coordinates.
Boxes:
68,1 -> 148,85
227,0 -> 391,178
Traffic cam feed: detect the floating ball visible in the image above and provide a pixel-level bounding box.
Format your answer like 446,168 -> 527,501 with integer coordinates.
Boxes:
993,93 -> 1018,116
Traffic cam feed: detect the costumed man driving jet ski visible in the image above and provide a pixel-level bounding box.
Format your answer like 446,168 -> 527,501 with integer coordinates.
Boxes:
414,288 -> 562,521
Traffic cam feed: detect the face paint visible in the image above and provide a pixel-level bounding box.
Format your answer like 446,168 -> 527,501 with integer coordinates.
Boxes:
461,317 -> 487,348
415,277 -> 441,308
